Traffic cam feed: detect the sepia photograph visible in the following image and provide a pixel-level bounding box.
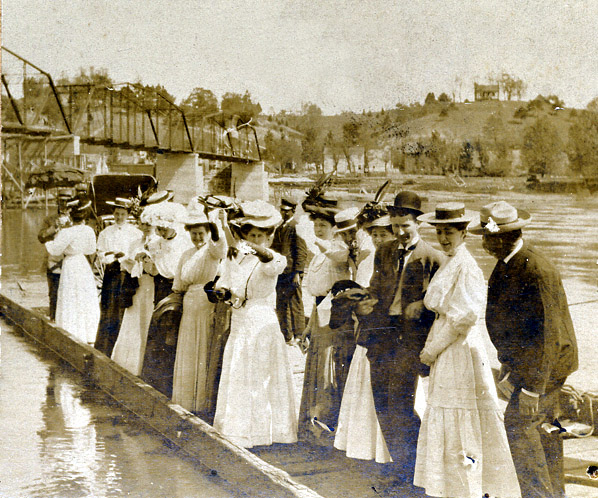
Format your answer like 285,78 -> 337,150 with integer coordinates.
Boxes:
2,1 -> 598,497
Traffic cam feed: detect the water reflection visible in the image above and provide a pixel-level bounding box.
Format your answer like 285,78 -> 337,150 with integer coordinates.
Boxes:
0,323 -> 242,498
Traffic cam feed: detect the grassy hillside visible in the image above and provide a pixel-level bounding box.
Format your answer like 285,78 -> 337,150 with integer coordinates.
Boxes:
392,100 -> 576,146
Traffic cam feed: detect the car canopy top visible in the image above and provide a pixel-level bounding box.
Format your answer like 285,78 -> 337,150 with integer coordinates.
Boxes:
91,173 -> 157,217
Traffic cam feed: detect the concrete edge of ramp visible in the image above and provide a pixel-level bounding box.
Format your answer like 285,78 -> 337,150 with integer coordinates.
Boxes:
0,293 -> 324,498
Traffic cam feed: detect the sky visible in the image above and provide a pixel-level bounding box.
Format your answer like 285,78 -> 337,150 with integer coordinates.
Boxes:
4,0 -> 598,114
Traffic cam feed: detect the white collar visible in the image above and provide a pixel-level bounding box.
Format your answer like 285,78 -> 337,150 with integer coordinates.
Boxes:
503,238 -> 523,264
401,235 -> 419,251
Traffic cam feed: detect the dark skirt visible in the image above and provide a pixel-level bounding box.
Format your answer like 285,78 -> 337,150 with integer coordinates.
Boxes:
298,306 -> 354,444
94,262 -> 126,357
141,290 -> 181,398
201,301 -> 232,425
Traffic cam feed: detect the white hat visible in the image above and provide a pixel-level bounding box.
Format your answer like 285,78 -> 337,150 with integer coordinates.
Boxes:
183,199 -> 209,226
231,199 -> 282,229
335,207 -> 360,232
140,201 -> 187,229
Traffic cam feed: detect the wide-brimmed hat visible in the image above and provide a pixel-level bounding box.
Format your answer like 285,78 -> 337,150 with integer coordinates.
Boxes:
387,191 -> 423,216
145,190 -> 174,205
364,214 -> 392,230
141,201 -> 187,229
303,204 -> 338,225
231,199 -> 282,229
334,207 -> 360,232
106,197 -> 133,210
57,188 -> 75,200
468,201 -> 531,235
418,202 -> 474,225
183,199 -> 210,226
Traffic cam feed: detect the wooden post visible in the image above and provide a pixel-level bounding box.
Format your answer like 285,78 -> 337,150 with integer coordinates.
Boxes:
18,142 -> 24,209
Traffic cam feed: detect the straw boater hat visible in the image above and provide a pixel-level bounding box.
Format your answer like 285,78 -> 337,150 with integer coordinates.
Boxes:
387,191 -> 424,217
231,199 -> 282,229
334,207 -> 360,232
468,201 -> 531,235
145,190 -> 174,205
106,197 -> 133,210
418,202 -> 475,225
183,199 -> 210,227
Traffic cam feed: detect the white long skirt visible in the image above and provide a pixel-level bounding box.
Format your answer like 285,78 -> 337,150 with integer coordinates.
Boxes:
111,273 -> 154,376
334,345 -> 392,463
414,319 -> 521,498
214,298 -> 297,448
55,254 -> 100,344
171,285 -> 214,412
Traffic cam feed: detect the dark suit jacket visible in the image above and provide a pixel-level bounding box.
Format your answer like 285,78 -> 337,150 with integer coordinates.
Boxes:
486,243 -> 578,394
271,219 -> 307,275
366,238 -> 445,353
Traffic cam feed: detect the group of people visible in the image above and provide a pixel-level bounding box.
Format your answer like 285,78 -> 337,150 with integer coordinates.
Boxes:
39,185 -> 577,498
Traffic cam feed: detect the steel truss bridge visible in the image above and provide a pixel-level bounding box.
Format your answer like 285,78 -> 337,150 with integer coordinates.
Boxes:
1,47 -> 261,164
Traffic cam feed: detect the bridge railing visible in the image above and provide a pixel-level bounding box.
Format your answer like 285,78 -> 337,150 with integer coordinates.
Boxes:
2,47 -> 261,162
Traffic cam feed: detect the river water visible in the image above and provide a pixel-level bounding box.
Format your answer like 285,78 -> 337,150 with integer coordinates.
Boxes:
1,188 -> 597,496
0,319 -> 244,498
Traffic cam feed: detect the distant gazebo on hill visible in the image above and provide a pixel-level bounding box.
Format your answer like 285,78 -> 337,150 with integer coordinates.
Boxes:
474,83 -> 499,101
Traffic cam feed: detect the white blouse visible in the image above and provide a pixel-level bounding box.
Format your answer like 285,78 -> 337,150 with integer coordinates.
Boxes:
46,224 -> 96,258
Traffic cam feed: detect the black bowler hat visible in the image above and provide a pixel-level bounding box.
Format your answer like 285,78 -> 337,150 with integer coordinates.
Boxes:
387,191 -> 423,217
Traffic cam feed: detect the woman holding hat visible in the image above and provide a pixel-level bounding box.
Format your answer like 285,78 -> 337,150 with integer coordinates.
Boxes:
95,198 -> 143,356
413,202 -> 520,498
110,207 -> 157,376
45,200 -> 100,345
213,200 -> 297,448
171,201 -> 227,415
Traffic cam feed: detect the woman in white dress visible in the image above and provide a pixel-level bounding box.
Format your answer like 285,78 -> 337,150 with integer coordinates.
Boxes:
334,213 -> 395,463
45,201 -> 100,345
213,200 -> 297,448
111,211 -> 156,376
171,202 -> 226,414
413,202 -> 520,498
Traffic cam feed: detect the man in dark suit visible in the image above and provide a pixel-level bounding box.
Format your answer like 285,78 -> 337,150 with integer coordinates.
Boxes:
364,191 -> 445,489
470,201 -> 578,498
271,195 -> 308,343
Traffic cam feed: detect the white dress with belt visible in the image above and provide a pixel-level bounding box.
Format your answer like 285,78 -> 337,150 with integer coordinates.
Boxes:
414,244 -> 520,498
214,250 -> 298,448
45,224 -> 100,344
171,238 -> 226,412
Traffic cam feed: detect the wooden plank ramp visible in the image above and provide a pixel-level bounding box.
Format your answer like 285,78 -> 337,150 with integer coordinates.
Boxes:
5,290 -> 598,497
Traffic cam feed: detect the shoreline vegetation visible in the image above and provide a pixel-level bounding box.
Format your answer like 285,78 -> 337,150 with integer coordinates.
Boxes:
5,173 -> 596,211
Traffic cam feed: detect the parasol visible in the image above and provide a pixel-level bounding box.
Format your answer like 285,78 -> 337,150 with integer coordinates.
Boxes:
25,167 -> 86,190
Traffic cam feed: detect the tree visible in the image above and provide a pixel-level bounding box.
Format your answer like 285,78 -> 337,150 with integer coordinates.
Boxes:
568,110 -> 598,178
522,117 -> 563,176
424,92 -> 437,105
438,92 -> 451,103
181,87 -> 218,118
220,90 -> 262,124
499,73 -> 526,101
482,113 -> 512,176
